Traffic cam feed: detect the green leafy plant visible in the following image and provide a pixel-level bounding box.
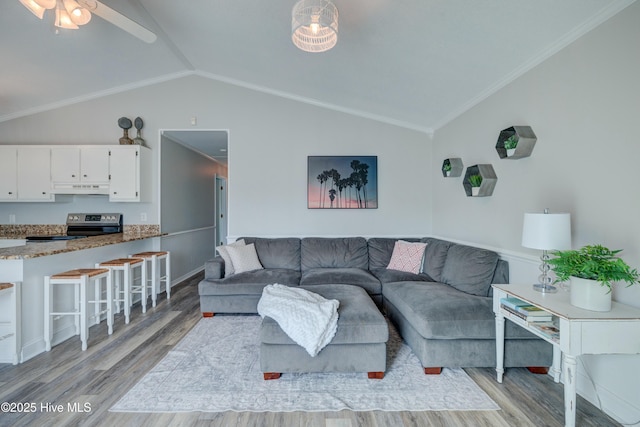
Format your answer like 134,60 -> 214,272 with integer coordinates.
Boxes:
468,174 -> 482,187
443,160 -> 452,172
548,244 -> 640,292
503,135 -> 518,150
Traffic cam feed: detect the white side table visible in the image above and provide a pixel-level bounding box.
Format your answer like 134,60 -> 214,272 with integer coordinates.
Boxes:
492,284 -> 640,427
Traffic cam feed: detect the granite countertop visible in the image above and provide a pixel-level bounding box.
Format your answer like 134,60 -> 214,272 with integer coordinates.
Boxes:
0,227 -> 163,260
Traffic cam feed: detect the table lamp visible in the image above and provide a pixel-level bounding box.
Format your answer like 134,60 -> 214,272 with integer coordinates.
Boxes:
521,208 -> 571,293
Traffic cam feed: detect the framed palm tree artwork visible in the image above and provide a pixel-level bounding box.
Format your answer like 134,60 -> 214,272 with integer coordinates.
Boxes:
308,156 -> 378,209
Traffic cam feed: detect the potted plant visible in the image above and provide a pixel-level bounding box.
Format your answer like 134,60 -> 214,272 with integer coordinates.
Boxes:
503,134 -> 518,157
548,244 -> 640,311
442,160 -> 452,176
468,174 -> 482,196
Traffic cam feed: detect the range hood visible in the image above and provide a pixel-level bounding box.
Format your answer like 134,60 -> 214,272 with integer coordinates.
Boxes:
51,183 -> 110,195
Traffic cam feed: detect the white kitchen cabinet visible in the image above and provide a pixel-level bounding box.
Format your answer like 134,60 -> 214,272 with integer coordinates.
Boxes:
51,146 -> 110,184
0,144 -> 148,203
0,145 -> 54,202
109,145 -> 149,202
0,148 -> 18,201
16,147 -> 54,201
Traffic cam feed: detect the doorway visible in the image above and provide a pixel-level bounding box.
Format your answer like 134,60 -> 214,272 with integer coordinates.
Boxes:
160,128 -> 229,245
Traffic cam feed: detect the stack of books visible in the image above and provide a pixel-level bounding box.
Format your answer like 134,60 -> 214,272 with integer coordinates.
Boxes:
500,297 -> 553,322
530,322 -> 560,342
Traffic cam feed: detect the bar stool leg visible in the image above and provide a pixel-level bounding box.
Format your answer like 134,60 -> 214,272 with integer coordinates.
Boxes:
140,262 -> 147,314
74,282 -> 80,336
165,253 -> 171,299
80,275 -> 88,351
94,276 -> 100,327
44,276 -> 52,351
150,255 -> 158,307
114,270 -> 121,314
106,271 -> 113,335
123,266 -> 131,324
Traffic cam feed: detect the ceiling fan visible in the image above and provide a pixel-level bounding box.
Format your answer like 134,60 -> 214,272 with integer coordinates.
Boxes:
19,0 -> 157,43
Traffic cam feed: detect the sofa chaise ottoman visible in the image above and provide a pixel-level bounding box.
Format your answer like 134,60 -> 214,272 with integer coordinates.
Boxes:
259,284 -> 389,379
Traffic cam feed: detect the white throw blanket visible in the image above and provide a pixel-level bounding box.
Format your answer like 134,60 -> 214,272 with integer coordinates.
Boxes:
257,284 -> 339,357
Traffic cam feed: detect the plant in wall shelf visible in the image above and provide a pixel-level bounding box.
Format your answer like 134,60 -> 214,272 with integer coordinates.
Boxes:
443,160 -> 452,176
503,135 -> 518,157
468,174 -> 483,196
548,244 -> 640,311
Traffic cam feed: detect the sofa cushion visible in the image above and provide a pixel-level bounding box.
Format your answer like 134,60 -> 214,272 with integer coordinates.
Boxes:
370,268 -> 432,284
367,237 -> 422,270
382,281 -> 538,340
215,239 -> 246,276
226,243 -> 264,274
240,237 -> 301,270
261,284 -> 388,345
420,238 -> 452,282
300,268 -> 382,295
440,244 -> 499,297
198,269 -> 302,294
387,240 -> 427,274
301,237 -> 369,270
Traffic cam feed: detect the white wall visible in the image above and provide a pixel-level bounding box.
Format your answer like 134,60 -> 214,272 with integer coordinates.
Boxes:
432,2 -> 640,423
0,75 -> 432,238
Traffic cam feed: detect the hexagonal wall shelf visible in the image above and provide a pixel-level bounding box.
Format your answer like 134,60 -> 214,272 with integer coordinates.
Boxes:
495,126 -> 537,159
463,164 -> 497,197
442,158 -> 463,177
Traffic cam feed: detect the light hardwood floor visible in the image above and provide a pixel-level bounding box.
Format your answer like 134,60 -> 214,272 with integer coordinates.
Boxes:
0,273 -> 622,427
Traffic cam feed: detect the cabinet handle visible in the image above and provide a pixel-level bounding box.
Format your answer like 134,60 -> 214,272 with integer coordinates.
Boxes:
83,174 -> 88,178
42,192 -> 46,195
71,174 -> 76,178
8,192 -> 12,195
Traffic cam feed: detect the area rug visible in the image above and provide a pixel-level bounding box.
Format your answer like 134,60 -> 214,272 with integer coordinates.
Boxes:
110,316 -> 499,413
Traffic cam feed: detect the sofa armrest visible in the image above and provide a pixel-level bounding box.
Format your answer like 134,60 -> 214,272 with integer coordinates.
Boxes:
204,257 -> 225,280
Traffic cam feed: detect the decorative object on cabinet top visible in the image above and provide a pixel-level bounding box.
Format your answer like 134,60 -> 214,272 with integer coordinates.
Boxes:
495,126 -> 536,159
133,117 -> 146,146
118,117 -> 134,145
441,158 -> 463,177
462,164 -> 497,197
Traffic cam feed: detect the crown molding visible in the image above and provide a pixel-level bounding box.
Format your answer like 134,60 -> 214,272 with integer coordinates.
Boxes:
193,70 -> 434,135
0,71 -> 194,124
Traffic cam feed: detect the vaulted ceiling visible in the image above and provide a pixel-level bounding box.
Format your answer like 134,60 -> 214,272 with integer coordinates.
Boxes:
0,0 -> 634,133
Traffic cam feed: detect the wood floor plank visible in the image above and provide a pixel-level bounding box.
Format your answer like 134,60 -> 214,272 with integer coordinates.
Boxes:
0,272 -> 623,427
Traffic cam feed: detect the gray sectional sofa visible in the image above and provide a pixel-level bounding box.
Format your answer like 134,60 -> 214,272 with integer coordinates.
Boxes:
198,236 -> 553,372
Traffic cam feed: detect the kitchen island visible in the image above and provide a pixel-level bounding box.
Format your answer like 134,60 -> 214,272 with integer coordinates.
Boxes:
0,229 -> 163,363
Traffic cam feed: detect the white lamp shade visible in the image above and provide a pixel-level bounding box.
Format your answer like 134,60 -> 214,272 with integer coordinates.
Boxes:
522,212 -> 571,250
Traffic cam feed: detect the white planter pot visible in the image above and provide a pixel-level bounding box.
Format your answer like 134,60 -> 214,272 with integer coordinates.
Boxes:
471,187 -> 480,196
506,148 -> 516,157
570,276 -> 612,312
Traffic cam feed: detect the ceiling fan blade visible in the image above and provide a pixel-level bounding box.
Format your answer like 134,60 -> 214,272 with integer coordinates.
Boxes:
76,0 -> 157,43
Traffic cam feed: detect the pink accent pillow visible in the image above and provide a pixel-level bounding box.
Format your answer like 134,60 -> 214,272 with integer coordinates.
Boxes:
387,240 -> 428,274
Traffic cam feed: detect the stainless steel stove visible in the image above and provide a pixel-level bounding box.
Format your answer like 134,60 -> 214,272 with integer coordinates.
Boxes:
26,213 -> 123,242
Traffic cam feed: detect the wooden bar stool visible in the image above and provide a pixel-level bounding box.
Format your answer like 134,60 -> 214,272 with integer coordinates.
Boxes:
44,268 -> 111,352
97,258 -> 146,324
0,282 -> 21,364
130,251 -> 171,306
